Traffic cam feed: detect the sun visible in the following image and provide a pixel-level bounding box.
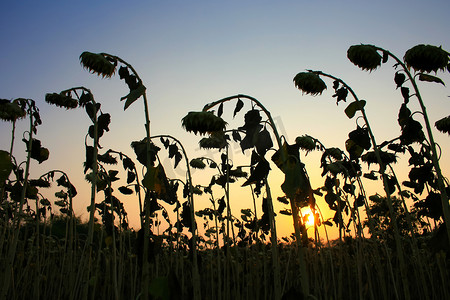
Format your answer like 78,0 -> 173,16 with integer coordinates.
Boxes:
302,208 -> 316,227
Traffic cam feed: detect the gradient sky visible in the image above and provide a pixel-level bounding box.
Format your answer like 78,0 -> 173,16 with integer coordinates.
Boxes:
1,0 -> 449,240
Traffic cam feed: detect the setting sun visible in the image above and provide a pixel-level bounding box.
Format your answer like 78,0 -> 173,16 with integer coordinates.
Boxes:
302,208 -> 317,227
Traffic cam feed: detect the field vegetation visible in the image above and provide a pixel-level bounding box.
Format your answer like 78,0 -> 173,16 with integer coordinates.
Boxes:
0,44 -> 449,299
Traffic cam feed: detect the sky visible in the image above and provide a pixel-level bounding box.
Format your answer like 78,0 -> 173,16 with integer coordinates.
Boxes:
1,0 -> 449,241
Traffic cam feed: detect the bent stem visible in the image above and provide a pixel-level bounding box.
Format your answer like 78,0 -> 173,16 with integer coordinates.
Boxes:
1,100 -> 35,298
150,134 -> 201,299
203,94 -> 312,298
309,71 -> 410,299
374,46 -> 450,244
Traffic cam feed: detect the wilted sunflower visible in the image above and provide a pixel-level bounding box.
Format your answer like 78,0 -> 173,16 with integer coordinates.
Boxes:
189,158 -> 206,169
80,52 -> 116,78
295,135 -> 316,152
45,93 -> 78,109
199,132 -> 228,149
293,72 -> 327,95
435,115 -> 450,135
347,45 -> 382,71
404,44 -> 449,73
181,111 -> 227,135
361,150 -> 397,167
0,99 -> 26,122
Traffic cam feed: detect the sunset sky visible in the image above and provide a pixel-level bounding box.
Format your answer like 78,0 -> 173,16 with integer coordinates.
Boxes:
1,0 -> 449,240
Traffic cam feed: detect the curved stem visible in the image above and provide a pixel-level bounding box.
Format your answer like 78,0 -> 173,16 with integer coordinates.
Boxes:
149,134 -> 201,300
374,46 -> 450,242
311,70 -> 410,299
203,94 -> 308,298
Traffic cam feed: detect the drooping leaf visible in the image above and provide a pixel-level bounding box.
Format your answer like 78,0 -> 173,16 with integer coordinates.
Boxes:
277,196 -> 289,204
122,156 -> 135,171
121,84 -> 146,110
344,100 -> 366,119
345,139 -> 364,160
382,51 -> 389,63
332,87 -> 348,104
435,115 -> 450,135
85,102 -> 100,123
400,118 -> 425,145
241,158 -> 270,187
131,138 -> 160,166
254,128 -> 273,155
348,126 -> 371,150
127,171 -> 136,184
118,186 -> 134,195
0,150 -> 13,186
280,156 -> 311,208
23,138 -> 49,164
398,103 -> 411,127
418,73 -> 445,85
401,87 -> 410,103
142,164 -> 177,204
232,130 -> 241,142
233,99 -> 244,117
217,102 -> 224,117
84,146 -> 94,173
394,72 -> 406,88
98,113 -> 111,132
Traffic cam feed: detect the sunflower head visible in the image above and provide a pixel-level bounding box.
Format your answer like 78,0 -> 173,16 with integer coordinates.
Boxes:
0,99 -> 26,122
181,111 -> 227,135
45,93 -> 78,109
347,45 -> 382,71
404,44 -> 449,73
80,52 -> 116,78
199,132 -> 228,149
293,72 -> 327,95
189,158 -> 207,169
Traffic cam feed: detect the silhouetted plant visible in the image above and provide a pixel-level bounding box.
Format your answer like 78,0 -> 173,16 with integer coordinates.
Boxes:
347,44 -> 450,246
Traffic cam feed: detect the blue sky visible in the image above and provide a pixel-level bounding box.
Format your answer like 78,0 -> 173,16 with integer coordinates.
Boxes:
1,0 -> 449,239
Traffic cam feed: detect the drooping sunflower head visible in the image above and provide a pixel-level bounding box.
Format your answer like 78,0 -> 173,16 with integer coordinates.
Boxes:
181,111 -> 227,135
404,44 -> 449,73
45,93 -> 78,109
79,52 -> 116,78
0,99 -> 26,122
199,132 -> 228,149
293,72 -> 327,95
189,158 -> 207,169
347,44 -> 382,71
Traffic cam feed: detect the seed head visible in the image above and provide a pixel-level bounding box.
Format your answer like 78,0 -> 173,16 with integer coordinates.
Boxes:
80,52 -> 116,78
404,44 -> 449,73
347,45 -> 382,71
293,72 -> 327,96
181,111 -> 227,135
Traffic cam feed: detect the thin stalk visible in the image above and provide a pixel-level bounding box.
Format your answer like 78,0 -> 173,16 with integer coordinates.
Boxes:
312,70 -> 410,299
1,102 -> 34,298
149,134 -> 201,299
374,46 -> 450,244
203,94 -> 296,298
